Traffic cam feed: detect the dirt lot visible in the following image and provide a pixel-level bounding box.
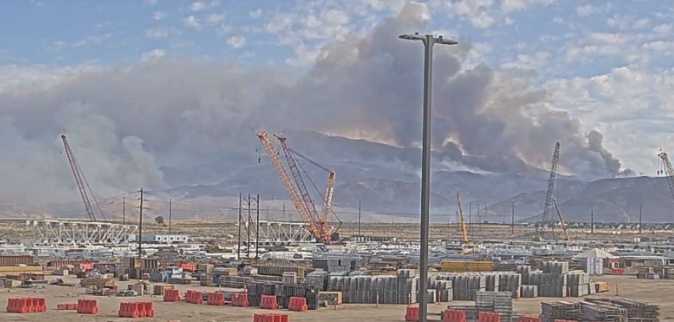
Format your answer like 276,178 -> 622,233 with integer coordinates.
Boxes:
0,275 -> 670,322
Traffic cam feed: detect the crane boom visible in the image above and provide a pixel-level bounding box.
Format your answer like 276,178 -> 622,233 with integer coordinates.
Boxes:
456,192 -> 468,243
288,147 -> 336,237
256,132 -> 322,239
275,135 -> 320,222
60,135 -> 104,222
552,197 -> 570,241
658,151 -> 674,201
537,142 -> 560,240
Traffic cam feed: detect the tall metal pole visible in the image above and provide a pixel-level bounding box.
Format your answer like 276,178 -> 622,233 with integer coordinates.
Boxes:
237,192 -> 242,259
247,193 -> 252,259
591,209 -> 594,235
398,33 -> 457,322
358,200 -> 362,235
256,194 -> 260,259
168,198 -> 172,235
122,196 -> 126,224
639,204 -> 642,235
138,188 -> 144,271
511,202 -> 515,234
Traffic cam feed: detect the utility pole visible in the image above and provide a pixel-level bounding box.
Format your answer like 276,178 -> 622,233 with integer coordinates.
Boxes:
168,198 -> 172,235
511,202 -> 515,234
469,202 -> 472,234
639,204 -> 643,235
591,209 -> 594,235
137,188 -> 148,275
282,203 -> 286,221
398,32 -> 457,322
256,194 -> 260,259
237,192 -> 242,259
247,193 -> 252,259
358,200 -> 362,235
122,196 -> 126,224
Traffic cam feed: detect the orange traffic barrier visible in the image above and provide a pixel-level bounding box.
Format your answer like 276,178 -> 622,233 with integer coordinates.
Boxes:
259,295 -> 278,310
207,292 -> 225,306
56,303 -> 78,310
405,306 -> 419,322
76,299 -> 99,314
478,312 -> 501,322
520,316 -> 541,322
7,298 -> 47,314
288,297 -> 307,312
163,289 -> 181,302
232,292 -> 250,307
118,302 -> 154,318
252,313 -> 289,322
443,309 -> 467,322
185,290 -> 203,304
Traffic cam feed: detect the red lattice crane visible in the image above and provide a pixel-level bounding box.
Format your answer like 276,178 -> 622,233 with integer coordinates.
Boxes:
257,131 -> 337,243
61,135 -> 105,222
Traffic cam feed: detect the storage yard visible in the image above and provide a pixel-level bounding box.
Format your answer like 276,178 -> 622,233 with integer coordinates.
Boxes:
0,219 -> 671,321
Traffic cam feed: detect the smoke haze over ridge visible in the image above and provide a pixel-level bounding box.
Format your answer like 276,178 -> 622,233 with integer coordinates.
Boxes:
0,3 -> 633,205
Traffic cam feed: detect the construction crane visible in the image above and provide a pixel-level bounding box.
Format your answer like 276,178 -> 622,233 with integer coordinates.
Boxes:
456,192 -> 468,243
60,135 -> 105,222
257,131 -> 338,244
536,142 -> 560,241
552,197 -> 570,241
657,150 -> 674,201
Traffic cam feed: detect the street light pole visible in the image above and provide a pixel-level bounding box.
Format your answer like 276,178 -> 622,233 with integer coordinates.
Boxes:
398,32 -> 457,322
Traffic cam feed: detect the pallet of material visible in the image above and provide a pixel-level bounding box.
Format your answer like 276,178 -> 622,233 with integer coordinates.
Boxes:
580,300 -> 628,322
318,291 -> 342,305
168,277 -> 192,285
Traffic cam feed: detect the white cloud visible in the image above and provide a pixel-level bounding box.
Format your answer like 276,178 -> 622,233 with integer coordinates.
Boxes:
145,28 -> 169,38
145,0 -> 157,5
654,24 -> 672,34
206,13 -> 224,24
183,15 -> 202,30
141,49 -> 166,62
190,1 -> 206,11
501,51 -> 551,70
153,11 -> 166,21
226,36 -> 246,49
249,9 -> 262,19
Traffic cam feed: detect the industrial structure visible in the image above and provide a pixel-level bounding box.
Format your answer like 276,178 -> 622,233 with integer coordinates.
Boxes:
256,131 -> 340,244
536,142 -> 560,241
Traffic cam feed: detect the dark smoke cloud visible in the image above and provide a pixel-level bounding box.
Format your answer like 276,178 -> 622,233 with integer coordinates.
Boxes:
0,3 -> 630,204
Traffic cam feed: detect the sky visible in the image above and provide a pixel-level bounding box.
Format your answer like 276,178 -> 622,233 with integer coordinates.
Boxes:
0,0 -> 673,204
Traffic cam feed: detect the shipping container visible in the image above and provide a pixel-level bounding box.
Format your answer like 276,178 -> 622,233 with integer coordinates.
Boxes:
0,256 -> 34,267
440,260 -> 493,272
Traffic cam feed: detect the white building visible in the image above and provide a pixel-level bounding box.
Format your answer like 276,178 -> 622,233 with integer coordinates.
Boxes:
130,234 -> 189,244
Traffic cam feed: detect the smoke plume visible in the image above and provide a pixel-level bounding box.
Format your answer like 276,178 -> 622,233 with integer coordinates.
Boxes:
0,3 -> 631,204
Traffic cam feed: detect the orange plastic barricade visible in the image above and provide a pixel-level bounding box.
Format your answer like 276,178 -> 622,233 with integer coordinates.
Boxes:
7,298 -> 47,314
57,303 -> 78,310
259,295 -> 278,310
252,313 -> 290,322
443,309 -> 467,322
232,292 -> 250,307
76,299 -> 99,314
163,289 -> 181,302
520,316 -> 541,322
405,306 -> 419,322
288,296 -> 307,312
185,290 -> 203,304
478,312 -> 501,322
207,292 -> 225,306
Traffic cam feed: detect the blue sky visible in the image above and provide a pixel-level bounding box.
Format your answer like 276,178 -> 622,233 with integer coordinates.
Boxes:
1,0 -> 674,191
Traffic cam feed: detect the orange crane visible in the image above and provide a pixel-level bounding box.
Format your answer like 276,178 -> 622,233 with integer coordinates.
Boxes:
61,134 -> 105,222
257,131 -> 338,243
456,192 -> 468,243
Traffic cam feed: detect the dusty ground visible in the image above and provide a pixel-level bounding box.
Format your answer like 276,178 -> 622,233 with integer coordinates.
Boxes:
0,275 -> 670,322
